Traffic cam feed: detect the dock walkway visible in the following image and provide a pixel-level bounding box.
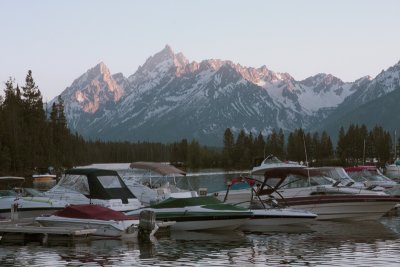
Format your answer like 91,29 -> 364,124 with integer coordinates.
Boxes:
0,220 -> 97,244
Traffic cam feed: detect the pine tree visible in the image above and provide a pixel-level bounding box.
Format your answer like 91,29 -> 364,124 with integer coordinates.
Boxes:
287,128 -> 307,163
320,131 -> 333,160
21,70 -> 47,169
2,79 -> 24,172
254,132 -> 266,159
187,139 -> 201,169
336,126 -> 346,164
277,129 -> 285,159
222,128 -> 234,168
233,130 -> 247,169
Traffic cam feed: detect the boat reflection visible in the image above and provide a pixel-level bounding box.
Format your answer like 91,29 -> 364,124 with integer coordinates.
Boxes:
0,217 -> 399,267
169,230 -> 248,242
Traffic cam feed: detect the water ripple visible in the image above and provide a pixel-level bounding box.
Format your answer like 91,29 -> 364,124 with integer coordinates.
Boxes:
1,217 -> 400,266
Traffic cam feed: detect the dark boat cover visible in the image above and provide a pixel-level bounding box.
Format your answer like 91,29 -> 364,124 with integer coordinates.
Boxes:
63,168 -> 136,203
53,204 -> 138,221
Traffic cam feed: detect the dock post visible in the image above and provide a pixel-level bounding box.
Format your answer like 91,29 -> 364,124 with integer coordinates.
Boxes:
42,233 -> 48,245
138,210 -> 156,240
10,202 -> 19,221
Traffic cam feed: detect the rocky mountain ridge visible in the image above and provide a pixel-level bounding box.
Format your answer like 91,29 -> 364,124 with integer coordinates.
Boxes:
53,45 -> 400,145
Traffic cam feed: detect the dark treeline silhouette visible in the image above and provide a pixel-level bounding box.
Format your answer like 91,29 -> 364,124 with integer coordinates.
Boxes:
0,71 -> 397,175
222,125 -> 395,169
0,71 -> 221,175
222,128 -> 335,169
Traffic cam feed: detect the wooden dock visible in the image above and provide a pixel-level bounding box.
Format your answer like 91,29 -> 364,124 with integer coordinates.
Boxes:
0,210 -> 174,245
0,221 -> 97,245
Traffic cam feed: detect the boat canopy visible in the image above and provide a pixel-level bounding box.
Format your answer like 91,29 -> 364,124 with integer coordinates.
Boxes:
130,162 -> 186,176
53,204 -> 138,221
59,168 -> 136,202
316,167 -> 354,184
258,167 -> 325,195
345,166 -> 395,183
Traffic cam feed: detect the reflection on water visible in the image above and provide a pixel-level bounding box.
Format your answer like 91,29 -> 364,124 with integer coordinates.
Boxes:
1,216 -> 400,266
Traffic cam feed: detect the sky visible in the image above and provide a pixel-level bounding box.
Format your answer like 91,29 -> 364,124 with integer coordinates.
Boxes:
1,0 -> 400,100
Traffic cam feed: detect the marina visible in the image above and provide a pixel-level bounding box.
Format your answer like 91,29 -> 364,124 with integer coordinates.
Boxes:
2,1 -> 400,265
0,167 -> 400,266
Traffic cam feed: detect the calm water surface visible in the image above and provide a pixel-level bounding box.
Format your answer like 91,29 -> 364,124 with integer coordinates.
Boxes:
2,171 -> 399,266
1,216 -> 400,266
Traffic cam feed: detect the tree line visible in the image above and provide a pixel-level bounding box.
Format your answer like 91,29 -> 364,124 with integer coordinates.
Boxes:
0,71 -> 397,175
0,71 -> 221,175
222,125 -> 395,169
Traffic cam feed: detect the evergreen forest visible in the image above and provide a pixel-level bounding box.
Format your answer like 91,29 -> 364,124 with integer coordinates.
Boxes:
0,71 -> 397,176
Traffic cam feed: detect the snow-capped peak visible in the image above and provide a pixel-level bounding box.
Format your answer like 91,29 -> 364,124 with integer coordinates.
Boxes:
59,62 -> 125,116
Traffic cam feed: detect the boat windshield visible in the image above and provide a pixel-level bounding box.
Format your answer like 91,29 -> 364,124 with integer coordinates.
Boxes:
319,168 -> 354,185
57,174 -> 90,195
264,177 -> 281,188
349,170 -> 394,182
280,174 -> 333,189
97,175 -> 123,188
23,188 -> 45,197
262,156 -> 283,165
0,190 -> 17,197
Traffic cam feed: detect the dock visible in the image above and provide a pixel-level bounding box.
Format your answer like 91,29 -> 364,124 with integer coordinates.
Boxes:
0,220 -> 97,245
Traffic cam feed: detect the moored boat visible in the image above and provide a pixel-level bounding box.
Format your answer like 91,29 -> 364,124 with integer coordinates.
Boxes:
0,176 -> 67,220
221,176 -> 317,232
36,204 -> 139,238
44,168 -> 143,212
126,196 -> 252,231
253,166 -> 400,221
212,155 -> 302,204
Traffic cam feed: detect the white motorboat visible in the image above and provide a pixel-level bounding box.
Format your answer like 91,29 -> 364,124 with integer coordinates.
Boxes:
44,168 -> 143,212
36,204 -> 139,238
253,166 -> 400,221
126,196 -> 252,231
0,176 -> 67,220
221,177 -> 317,232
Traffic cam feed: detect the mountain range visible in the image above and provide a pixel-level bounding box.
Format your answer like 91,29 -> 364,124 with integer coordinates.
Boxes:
53,45 -> 400,146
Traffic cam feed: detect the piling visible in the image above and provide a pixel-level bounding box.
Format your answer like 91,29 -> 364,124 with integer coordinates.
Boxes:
138,210 -> 156,240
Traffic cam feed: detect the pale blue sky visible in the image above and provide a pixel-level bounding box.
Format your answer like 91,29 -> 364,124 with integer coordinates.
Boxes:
1,0 -> 399,100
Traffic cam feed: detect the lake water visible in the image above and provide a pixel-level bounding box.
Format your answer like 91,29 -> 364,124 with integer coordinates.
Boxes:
2,171 -> 399,266
1,216 -> 400,266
